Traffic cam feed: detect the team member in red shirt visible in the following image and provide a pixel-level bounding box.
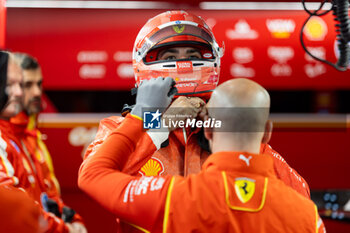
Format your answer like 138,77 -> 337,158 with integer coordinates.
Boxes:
0,51 -> 85,233
11,53 -> 87,232
0,50 -> 43,233
79,77 -> 325,233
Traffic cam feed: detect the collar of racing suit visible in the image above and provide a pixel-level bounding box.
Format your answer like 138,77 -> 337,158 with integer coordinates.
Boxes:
202,151 -> 276,177
10,111 -> 37,137
163,125 -> 204,148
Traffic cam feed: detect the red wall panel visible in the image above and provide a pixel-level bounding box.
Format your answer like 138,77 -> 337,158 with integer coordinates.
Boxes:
0,0 -> 6,48
5,8 -> 350,91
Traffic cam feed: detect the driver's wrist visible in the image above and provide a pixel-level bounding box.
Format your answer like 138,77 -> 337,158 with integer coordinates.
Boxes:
130,104 -> 145,119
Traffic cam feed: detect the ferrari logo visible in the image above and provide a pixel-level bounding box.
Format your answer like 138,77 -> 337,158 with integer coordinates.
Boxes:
173,25 -> 185,34
234,177 -> 255,203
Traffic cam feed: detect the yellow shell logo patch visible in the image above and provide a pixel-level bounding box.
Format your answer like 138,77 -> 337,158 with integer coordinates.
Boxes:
173,24 -> 185,34
234,177 -> 255,203
140,158 -> 164,176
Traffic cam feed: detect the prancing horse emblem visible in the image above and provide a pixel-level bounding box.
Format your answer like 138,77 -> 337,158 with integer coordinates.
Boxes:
241,182 -> 248,195
234,177 -> 256,203
239,154 -> 252,166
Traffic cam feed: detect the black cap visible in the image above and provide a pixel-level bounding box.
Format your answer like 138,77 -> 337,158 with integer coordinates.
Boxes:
0,51 -> 9,111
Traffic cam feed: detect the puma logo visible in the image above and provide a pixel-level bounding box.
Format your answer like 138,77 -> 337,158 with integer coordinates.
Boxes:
239,154 -> 252,166
240,182 -> 249,195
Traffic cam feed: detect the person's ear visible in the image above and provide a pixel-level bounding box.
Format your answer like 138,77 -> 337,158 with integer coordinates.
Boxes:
203,115 -> 213,141
262,120 -> 273,144
204,127 -> 213,141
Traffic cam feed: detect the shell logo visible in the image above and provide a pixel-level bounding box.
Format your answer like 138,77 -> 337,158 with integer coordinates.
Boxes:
304,17 -> 328,41
139,157 -> 164,176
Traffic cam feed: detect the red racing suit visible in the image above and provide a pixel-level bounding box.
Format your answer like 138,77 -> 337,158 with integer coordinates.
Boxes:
0,112 -> 84,233
79,115 -> 325,233
84,115 -> 310,232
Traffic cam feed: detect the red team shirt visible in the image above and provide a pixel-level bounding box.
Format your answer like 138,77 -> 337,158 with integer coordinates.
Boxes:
0,112 -> 84,233
0,185 -> 41,233
79,115 -> 325,233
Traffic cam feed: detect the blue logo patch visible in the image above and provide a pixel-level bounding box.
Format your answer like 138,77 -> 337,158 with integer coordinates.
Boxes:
40,192 -> 49,212
143,110 -> 161,129
9,140 -> 20,153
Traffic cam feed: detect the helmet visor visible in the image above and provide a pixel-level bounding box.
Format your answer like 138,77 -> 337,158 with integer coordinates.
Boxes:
137,23 -> 215,61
